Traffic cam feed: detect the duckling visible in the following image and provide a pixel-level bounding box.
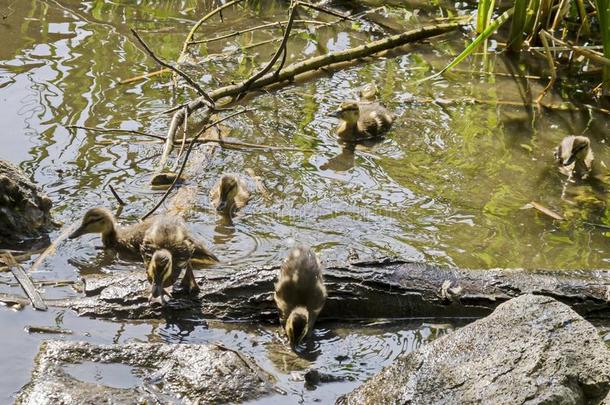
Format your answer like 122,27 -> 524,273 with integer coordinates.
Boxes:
69,207 -> 153,257
274,245 -> 327,350
554,135 -> 594,181
358,83 -> 378,102
209,174 -> 251,216
331,100 -> 394,141
141,215 -> 218,303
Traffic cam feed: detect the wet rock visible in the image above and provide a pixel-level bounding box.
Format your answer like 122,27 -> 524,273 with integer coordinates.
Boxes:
16,340 -> 275,404
338,294 -> 610,404
0,160 -> 53,246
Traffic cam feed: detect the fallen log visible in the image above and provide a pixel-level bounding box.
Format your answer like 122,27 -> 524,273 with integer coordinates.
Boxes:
53,258 -> 610,321
159,20 -> 468,163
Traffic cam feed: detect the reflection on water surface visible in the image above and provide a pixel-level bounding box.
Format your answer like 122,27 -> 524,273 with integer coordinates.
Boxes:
2,0 -> 610,402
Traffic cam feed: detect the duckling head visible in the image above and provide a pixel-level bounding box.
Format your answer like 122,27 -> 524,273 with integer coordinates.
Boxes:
330,101 -> 360,125
555,135 -> 592,167
285,306 -> 309,349
359,83 -> 378,101
215,175 -> 239,213
69,207 -> 115,239
147,249 -> 174,305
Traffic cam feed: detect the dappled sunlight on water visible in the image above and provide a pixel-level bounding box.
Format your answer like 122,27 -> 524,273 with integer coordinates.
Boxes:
2,0 -> 610,402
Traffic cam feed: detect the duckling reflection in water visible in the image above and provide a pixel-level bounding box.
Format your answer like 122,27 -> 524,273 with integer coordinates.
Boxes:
554,135 -> 594,181
141,216 -> 218,305
331,100 -> 394,142
209,174 -> 251,217
274,245 -> 327,351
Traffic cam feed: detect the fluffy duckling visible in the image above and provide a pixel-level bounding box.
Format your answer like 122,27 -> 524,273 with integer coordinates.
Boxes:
554,135 -> 594,180
274,245 -> 327,350
209,174 -> 251,216
69,207 -> 153,257
358,83 -> 378,102
331,100 -> 394,142
141,216 -> 218,303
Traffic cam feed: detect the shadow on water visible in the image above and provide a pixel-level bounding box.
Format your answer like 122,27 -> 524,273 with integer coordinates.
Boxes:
2,0 -> 610,402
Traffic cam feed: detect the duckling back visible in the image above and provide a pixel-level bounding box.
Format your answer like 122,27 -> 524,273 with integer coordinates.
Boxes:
357,103 -> 394,138
141,216 -> 218,266
274,245 -> 327,324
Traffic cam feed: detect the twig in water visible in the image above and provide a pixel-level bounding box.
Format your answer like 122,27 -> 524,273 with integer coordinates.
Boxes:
175,106 -> 189,164
141,109 -> 251,220
179,0 -> 246,60
297,1 -> 352,20
188,20 -> 326,45
25,325 -> 73,335
131,28 -> 215,109
28,222 -> 79,275
536,30 -> 557,104
522,201 -> 564,220
108,184 -> 126,206
119,68 -> 170,85
0,253 -> 47,311
239,0 -> 299,94
66,125 -> 166,142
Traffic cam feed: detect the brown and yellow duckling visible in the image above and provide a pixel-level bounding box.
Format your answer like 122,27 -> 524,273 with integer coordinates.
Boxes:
274,245 -> 327,350
209,174 -> 251,216
554,135 -> 594,181
69,207 -> 153,257
331,99 -> 394,142
358,83 -> 378,102
141,215 -> 218,304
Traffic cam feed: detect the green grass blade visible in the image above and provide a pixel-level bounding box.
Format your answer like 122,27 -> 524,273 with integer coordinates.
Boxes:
596,0 -> 610,89
477,0 -> 496,33
439,8 -> 514,75
508,0 -> 529,51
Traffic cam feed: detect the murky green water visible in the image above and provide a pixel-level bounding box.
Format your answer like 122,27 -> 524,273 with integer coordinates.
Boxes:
2,0 -> 610,402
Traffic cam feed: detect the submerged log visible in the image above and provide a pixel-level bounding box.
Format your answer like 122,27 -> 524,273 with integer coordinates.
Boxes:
55,259 -> 610,321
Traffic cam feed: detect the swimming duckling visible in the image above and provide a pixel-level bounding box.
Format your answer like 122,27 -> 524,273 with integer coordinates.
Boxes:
554,135 -> 594,181
69,207 -> 153,257
141,215 -> 218,303
274,245 -> 327,350
331,100 -> 394,142
209,174 -> 251,216
358,83 -> 378,102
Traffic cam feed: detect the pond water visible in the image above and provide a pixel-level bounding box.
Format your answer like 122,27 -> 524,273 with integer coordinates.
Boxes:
2,0 -> 610,402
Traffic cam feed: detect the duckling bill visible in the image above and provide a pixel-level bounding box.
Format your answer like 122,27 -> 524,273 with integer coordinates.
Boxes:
146,249 -> 174,304
274,245 -> 327,350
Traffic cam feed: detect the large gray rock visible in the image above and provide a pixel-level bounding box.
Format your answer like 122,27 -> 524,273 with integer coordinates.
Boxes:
338,294 -> 610,404
0,160 -> 53,245
16,340 -> 275,404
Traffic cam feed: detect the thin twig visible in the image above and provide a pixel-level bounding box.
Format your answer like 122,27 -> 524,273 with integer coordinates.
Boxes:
141,109 -> 251,220
536,30 -> 557,104
28,222 -> 79,275
66,125 -> 166,141
178,0 -> 246,60
190,137 -> 312,152
119,68 -> 170,85
108,184 -> 126,206
540,29 -> 610,67
131,28 -> 215,108
239,0 -> 298,94
297,1 -> 352,20
188,19 -> 327,45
